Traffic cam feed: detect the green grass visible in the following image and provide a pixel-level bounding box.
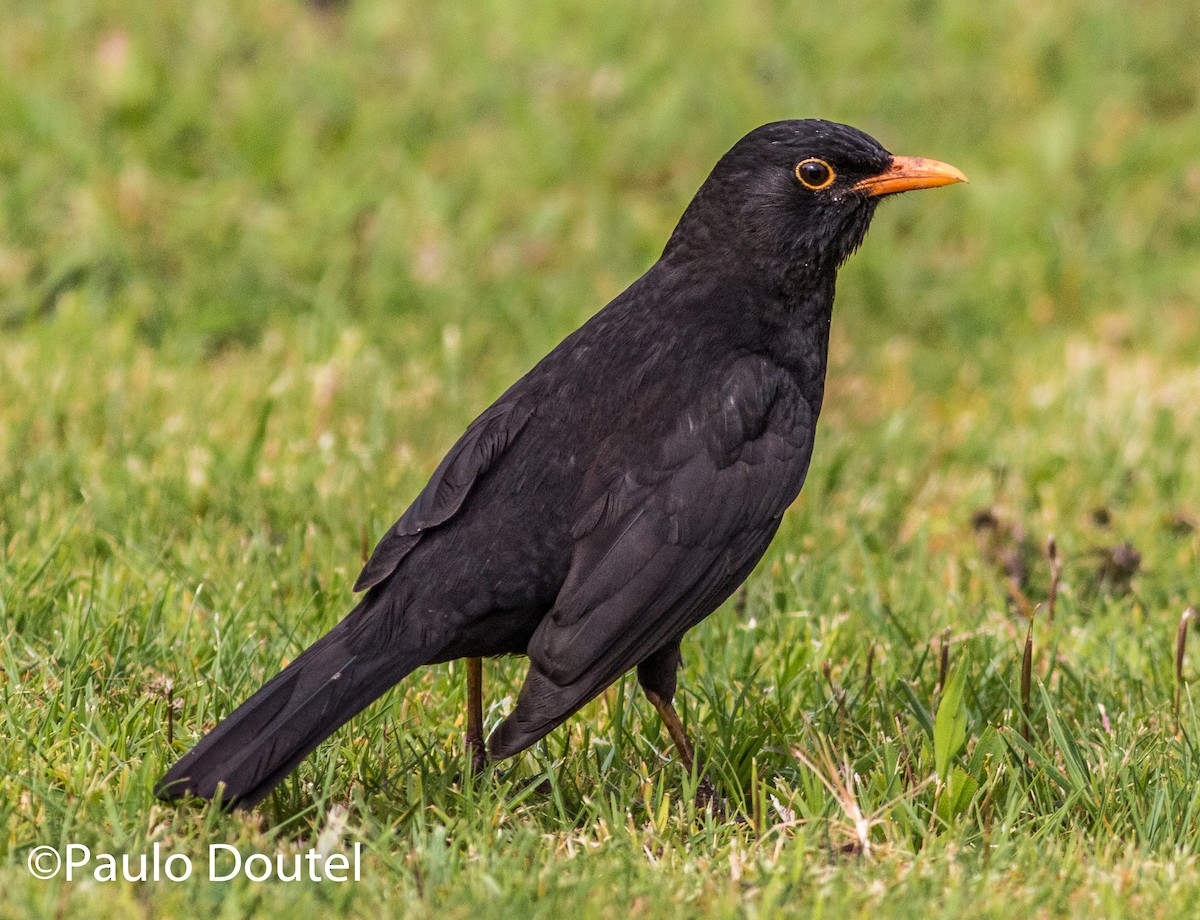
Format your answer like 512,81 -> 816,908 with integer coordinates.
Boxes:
2,0 -> 1200,916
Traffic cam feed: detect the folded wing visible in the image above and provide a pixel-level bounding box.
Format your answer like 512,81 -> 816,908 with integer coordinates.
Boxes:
488,356 -> 817,758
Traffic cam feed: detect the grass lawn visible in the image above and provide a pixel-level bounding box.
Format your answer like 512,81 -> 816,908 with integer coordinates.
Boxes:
2,0 -> 1200,916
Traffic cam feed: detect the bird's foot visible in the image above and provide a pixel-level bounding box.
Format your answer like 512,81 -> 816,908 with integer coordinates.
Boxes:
466,734 -> 488,775
694,776 -> 725,818
449,732 -> 490,785
693,776 -> 747,824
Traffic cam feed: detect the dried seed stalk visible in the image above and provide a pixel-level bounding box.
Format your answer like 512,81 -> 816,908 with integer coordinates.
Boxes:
1046,535 -> 1062,622
1175,607 -> 1197,730
1021,617 -> 1034,746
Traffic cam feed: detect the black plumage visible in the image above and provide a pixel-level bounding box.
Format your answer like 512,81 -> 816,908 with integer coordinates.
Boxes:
157,119 -> 965,807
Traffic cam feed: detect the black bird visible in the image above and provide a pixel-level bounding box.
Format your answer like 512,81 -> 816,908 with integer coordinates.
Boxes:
157,119 -> 965,808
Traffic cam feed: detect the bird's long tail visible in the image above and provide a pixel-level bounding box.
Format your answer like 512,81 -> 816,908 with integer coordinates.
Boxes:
156,594 -> 434,808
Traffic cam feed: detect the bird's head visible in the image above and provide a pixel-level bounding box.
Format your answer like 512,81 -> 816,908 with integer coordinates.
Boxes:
664,119 -> 966,287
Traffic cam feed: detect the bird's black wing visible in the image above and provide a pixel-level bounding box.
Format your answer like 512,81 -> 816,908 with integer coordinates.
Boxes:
488,355 -> 817,757
354,398 -> 536,591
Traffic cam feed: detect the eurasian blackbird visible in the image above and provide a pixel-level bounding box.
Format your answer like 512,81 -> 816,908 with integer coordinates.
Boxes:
157,119 -> 965,808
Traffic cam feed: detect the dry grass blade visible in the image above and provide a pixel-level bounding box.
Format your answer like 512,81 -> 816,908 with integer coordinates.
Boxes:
790,722 -> 934,858
789,745 -> 871,856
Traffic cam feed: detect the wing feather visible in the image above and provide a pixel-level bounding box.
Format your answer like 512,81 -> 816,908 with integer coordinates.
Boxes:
489,357 -> 818,757
353,399 -> 535,591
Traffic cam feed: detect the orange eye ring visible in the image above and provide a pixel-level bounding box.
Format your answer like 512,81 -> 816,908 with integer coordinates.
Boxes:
795,158 -> 835,190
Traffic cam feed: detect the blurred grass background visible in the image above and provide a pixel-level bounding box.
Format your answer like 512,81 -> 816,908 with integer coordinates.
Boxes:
1,0 -> 1199,917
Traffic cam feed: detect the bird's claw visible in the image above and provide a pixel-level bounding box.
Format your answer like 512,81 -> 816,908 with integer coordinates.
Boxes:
466,736 -> 488,775
693,776 -> 749,824
694,776 -> 725,818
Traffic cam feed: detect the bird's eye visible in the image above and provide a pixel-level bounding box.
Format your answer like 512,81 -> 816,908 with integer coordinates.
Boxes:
795,158 -> 835,190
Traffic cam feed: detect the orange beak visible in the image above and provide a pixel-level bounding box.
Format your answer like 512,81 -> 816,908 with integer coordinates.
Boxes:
853,156 -> 968,197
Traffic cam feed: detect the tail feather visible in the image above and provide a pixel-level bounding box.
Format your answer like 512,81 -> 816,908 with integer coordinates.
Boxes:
157,601 -> 434,808
487,664 -> 611,762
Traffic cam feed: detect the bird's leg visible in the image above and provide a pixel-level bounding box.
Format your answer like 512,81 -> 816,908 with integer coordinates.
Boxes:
637,643 -> 723,815
642,687 -> 696,772
641,688 -> 722,813
465,656 -> 487,773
